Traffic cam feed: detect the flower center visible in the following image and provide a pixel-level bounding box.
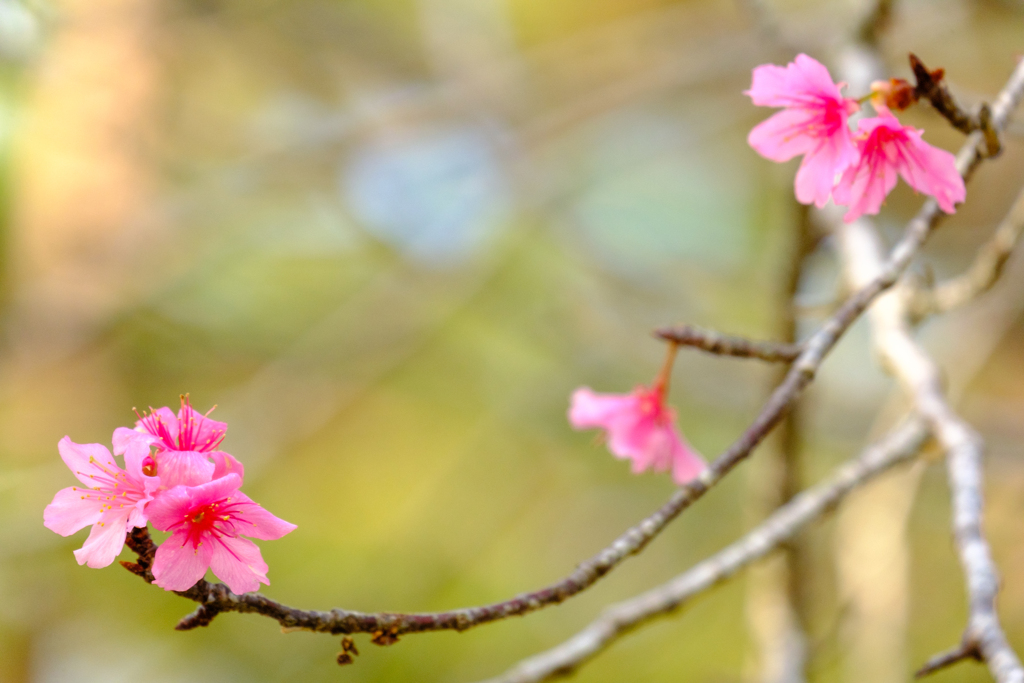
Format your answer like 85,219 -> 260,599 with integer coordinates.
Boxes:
137,395 -> 226,453
185,502 -> 224,547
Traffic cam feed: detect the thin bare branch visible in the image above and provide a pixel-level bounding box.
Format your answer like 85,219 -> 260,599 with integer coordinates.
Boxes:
654,324 -> 802,363
477,418 -> 930,683
835,199 -> 1024,678
915,640 -> 982,678
910,186 -> 1024,319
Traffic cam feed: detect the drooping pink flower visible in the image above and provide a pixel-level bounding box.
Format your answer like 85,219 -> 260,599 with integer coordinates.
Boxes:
832,114 -> 966,222
569,385 -> 706,485
43,435 -> 160,568
116,396 -> 242,489
147,473 -> 296,594
746,54 -> 861,208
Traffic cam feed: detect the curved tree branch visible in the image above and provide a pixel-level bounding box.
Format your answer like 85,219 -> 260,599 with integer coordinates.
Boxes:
125,206 -> 942,637
124,57 -> 1024,643
468,53 -> 1024,682
476,418 -> 930,683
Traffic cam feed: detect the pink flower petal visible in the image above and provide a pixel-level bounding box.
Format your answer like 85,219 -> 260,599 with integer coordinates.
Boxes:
747,108 -> 818,162
794,131 -> 857,207
634,423 -> 673,473
208,536 -> 269,594
57,438 -> 118,488
112,427 -> 157,457
43,487 -> 102,536
152,530 -> 213,591
894,131 -> 966,212
671,438 -> 707,485
210,451 -> 245,482
746,62 -> 794,107
72,512 -> 129,568
154,450 -> 216,488
569,388 -> 636,429
832,115 -> 963,222
791,53 -> 846,100
605,408 -> 653,464
229,493 -> 299,541
746,54 -> 846,108
145,486 -> 192,532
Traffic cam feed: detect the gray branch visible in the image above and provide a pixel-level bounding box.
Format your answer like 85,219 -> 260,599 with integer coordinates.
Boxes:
135,144 -> 961,639
472,54 -> 1024,683
910,186 -> 1024,320
833,54 -> 1024,683
654,324 -> 803,363
476,418 -> 930,683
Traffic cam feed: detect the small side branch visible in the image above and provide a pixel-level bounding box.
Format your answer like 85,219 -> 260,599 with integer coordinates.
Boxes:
129,201 -> 952,638
910,186 -> 1024,319
910,53 -> 1001,156
477,418 -> 931,683
654,324 -> 802,363
125,202 -> 931,638
915,640 -> 982,678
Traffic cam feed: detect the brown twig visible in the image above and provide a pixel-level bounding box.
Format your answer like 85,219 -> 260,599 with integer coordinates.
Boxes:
910,53 -> 1001,156
654,324 -> 802,363
126,162 -> 954,640
476,418 -> 931,683
125,55 -> 1024,640
915,640 -> 982,678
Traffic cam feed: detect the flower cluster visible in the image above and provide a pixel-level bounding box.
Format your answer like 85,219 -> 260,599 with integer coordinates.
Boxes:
44,397 -> 296,595
747,54 -> 966,222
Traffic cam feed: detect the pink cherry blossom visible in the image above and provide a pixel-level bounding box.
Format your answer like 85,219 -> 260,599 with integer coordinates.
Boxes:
43,435 -> 160,568
746,54 -> 861,208
118,396 -> 242,488
832,114 -> 966,222
569,385 -> 706,485
147,473 -> 296,594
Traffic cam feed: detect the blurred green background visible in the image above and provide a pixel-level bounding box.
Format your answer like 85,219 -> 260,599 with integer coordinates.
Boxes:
1,0 -> 1024,681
